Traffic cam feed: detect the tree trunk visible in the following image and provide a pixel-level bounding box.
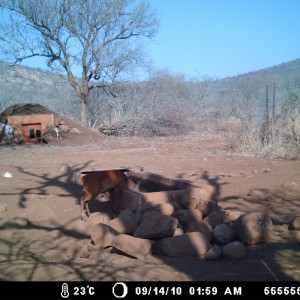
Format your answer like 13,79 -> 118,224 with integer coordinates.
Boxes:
66,72 -> 90,128
80,95 -> 90,128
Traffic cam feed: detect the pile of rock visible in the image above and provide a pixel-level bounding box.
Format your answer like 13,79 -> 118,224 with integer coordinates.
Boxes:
79,176 -> 273,261
1,171 -> 274,261
54,119 -> 82,135
43,119 -> 82,143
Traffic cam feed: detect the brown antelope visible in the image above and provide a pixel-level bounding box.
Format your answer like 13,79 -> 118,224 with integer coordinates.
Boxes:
80,169 -> 132,220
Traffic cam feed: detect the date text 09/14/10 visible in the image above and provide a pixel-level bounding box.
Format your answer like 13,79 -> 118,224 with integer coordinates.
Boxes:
135,286 -> 242,296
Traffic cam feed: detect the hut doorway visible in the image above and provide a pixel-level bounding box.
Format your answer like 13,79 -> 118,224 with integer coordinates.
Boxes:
22,123 -> 42,144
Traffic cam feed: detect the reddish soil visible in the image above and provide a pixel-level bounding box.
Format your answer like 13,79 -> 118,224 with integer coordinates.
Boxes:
0,129 -> 300,282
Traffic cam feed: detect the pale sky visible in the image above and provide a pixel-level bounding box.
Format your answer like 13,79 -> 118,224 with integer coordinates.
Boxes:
2,0 -> 300,80
147,0 -> 300,78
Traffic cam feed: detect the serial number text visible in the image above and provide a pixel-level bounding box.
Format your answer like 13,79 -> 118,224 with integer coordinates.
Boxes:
264,287 -> 300,296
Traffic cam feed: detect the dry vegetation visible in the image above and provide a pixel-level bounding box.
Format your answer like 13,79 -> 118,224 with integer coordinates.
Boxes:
0,59 -> 300,158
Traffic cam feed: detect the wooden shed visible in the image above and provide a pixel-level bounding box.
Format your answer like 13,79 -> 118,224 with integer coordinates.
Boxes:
8,114 -> 54,144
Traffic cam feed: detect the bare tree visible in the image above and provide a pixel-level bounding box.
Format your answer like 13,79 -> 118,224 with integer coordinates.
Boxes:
0,0 -> 159,127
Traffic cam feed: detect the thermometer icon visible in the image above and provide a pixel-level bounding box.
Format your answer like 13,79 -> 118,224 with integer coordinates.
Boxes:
61,283 -> 70,298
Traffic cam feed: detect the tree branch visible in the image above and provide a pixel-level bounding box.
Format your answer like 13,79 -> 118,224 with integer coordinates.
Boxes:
89,83 -> 117,98
14,52 -> 51,63
0,0 -> 159,127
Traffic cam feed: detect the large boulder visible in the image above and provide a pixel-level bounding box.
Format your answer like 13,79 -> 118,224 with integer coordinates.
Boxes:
196,198 -> 219,218
69,128 -> 82,134
206,244 -> 222,261
108,209 -> 139,235
222,241 -> 246,260
113,188 -> 145,212
223,210 -> 245,223
173,209 -> 202,229
87,212 -> 112,227
203,211 -> 225,228
90,223 -> 116,249
193,185 -> 219,217
138,201 -> 174,216
187,221 -> 213,241
134,211 -> 178,239
170,201 -> 182,212
177,188 -> 201,209
173,226 -> 184,236
58,124 -> 70,133
112,234 -> 152,259
212,223 -> 236,245
179,186 -> 216,212
162,232 -> 210,257
233,212 -> 272,245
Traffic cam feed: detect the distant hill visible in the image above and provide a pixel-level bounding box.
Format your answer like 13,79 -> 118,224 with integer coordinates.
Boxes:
208,58 -> 300,118
211,58 -> 300,89
242,59 -> 300,77
0,60 -> 79,119
0,58 -> 299,126
226,59 -> 300,78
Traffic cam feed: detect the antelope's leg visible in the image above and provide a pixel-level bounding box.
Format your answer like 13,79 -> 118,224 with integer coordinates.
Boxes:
85,202 -> 91,217
80,195 -> 90,220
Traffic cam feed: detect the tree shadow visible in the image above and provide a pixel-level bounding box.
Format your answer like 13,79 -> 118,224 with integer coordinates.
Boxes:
110,170 -> 299,281
9,160 -> 94,208
0,166 -> 299,281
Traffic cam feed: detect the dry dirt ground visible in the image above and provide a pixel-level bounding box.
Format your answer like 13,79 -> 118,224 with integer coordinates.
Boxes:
0,132 -> 300,282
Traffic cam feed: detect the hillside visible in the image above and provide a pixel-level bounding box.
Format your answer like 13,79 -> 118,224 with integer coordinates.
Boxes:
210,59 -> 300,94
228,58 -> 300,79
0,60 -> 79,120
0,58 -> 300,136
1,58 -> 300,107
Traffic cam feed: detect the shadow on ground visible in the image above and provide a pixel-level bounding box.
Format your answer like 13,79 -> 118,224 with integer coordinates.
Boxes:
0,166 -> 299,281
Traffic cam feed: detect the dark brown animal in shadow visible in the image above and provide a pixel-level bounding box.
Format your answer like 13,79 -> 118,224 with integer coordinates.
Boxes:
80,169 -> 136,220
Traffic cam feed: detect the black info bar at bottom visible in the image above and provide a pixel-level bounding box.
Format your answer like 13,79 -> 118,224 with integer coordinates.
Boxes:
0,281 -> 299,300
